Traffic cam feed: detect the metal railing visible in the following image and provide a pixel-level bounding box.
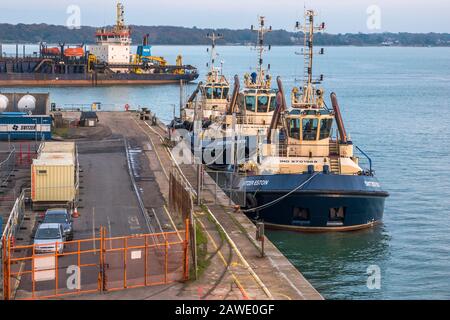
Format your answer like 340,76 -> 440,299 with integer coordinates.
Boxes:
2,223 -> 189,300
0,146 -> 16,187
203,169 -> 247,207
355,145 -> 373,175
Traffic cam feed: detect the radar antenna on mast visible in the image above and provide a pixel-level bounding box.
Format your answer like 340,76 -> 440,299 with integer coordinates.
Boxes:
292,9 -> 326,108
245,16 -> 272,89
206,32 -> 223,71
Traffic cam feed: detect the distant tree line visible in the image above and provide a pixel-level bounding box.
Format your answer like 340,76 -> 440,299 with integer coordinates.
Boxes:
0,23 -> 449,46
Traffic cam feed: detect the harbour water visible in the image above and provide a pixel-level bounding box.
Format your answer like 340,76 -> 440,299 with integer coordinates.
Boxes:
2,45 -> 450,299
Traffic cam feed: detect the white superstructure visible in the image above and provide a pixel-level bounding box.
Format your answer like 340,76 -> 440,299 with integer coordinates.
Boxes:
89,2 -> 132,70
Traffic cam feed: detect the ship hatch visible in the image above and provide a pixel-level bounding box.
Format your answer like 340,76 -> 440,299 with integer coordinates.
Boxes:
292,207 -> 311,226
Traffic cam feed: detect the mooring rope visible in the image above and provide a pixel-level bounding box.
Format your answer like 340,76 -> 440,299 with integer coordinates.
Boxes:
241,171 -> 321,213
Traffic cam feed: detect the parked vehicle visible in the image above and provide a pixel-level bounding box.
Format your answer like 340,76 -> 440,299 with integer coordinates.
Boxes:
34,223 -> 65,254
43,208 -> 74,240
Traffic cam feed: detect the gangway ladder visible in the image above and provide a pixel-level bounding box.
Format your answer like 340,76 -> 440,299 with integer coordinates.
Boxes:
329,140 -> 340,174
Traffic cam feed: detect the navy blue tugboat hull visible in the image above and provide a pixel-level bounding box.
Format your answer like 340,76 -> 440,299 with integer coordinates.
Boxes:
241,174 -> 388,231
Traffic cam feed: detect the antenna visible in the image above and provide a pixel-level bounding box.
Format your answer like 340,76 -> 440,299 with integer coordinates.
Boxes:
295,9 -> 325,86
206,32 -> 224,73
292,9 -> 326,108
250,16 -> 272,88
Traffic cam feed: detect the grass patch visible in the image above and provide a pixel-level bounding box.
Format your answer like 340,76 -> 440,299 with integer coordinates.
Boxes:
201,204 -> 226,242
52,127 -> 70,139
193,220 -> 209,279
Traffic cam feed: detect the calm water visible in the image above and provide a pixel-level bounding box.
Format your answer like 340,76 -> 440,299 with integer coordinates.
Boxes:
2,45 -> 450,299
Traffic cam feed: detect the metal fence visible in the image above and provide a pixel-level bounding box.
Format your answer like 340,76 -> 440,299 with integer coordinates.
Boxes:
0,146 -> 16,187
2,223 -> 189,300
168,168 -> 197,279
203,169 -> 247,207
0,189 -> 27,243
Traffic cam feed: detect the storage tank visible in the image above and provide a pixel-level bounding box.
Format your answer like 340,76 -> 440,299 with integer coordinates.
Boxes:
0,94 -> 8,112
18,94 -> 37,114
31,153 -> 75,203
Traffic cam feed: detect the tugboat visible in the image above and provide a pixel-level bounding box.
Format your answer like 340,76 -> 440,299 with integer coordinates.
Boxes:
237,10 -> 389,231
201,16 -> 277,140
193,17 -> 278,167
171,32 -> 230,132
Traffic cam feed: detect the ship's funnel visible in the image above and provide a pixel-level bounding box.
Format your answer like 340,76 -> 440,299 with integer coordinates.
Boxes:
267,77 -> 286,144
330,93 -> 348,143
228,75 -> 240,114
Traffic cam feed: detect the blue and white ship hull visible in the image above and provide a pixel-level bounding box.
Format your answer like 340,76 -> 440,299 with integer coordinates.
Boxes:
240,173 -> 389,231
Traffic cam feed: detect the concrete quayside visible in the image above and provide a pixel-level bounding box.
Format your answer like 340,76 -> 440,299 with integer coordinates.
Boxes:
1,111 -> 322,300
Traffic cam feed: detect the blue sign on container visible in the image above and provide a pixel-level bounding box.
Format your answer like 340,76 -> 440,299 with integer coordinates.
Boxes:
0,114 -> 52,140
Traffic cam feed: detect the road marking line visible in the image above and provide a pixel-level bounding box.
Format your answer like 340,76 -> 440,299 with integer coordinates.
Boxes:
195,216 -> 249,300
132,116 -> 169,180
107,215 -> 113,249
163,205 -> 183,241
92,207 -> 96,254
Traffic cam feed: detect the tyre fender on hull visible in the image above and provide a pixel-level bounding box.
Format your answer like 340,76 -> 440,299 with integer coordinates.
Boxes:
245,193 -> 258,209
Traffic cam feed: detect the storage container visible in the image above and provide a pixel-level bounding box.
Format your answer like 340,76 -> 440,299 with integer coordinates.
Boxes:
39,141 -> 75,156
31,153 -> 75,203
0,115 -> 52,140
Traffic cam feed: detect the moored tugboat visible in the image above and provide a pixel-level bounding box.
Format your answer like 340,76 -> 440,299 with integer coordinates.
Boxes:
201,16 -> 278,141
171,32 -> 230,132
237,10 -> 389,231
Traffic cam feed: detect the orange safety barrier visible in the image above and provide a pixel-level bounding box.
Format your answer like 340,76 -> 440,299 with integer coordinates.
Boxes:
2,220 -> 190,300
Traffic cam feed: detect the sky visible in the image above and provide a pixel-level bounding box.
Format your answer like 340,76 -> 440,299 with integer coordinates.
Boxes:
0,0 -> 449,33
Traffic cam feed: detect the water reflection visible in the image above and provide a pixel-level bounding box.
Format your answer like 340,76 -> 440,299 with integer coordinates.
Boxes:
267,224 -> 390,300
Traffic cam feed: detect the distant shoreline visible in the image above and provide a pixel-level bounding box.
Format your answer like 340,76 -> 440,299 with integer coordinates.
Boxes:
1,43 -> 449,48
1,23 -> 449,47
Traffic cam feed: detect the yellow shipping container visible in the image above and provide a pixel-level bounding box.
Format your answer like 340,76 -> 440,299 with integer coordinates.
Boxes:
39,141 -> 75,156
31,153 -> 75,203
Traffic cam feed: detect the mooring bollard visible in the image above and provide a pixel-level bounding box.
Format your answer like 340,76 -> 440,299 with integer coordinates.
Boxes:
256,221 -> 265,258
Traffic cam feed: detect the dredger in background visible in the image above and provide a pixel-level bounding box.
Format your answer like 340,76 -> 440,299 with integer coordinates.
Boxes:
0,2 -> 198,87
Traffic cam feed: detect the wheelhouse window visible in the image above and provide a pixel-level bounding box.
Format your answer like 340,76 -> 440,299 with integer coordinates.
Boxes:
319,118 -> 333,140
222,87 -> 230,98
268,95 -> 277,112
213,87 -> 222,99
288,118 -> 301,140
257,95 -> 269,113
205,87 -> 213,99
245,95 -> 256,112
302,118 -> 318,141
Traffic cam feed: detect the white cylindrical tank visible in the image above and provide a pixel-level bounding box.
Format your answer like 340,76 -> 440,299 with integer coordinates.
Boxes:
18,94 -> 37,113
0,94 -> 8,112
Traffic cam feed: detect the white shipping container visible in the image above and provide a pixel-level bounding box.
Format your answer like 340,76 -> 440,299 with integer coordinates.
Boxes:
39,141 -> 75,156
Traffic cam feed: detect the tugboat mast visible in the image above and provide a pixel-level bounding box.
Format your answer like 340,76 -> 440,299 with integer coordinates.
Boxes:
293,10 -> 325,108
206,32 -> 223,72
247,16 -> 272,88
